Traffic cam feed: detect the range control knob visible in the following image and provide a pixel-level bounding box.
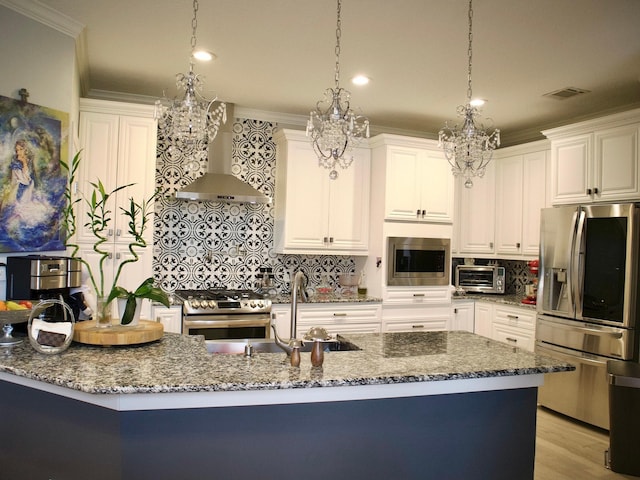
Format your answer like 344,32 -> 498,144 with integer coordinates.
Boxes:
191,300 -> 200,309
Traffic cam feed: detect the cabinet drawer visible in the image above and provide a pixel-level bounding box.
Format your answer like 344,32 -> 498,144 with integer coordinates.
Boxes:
384,319 -> 448,333
493,305 -> 535,329
384,286 -> 451,304
492,323 -> 535,352
297,304 -> 382,324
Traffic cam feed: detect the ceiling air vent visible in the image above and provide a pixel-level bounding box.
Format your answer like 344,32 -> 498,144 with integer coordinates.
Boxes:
543,87 -> 591,100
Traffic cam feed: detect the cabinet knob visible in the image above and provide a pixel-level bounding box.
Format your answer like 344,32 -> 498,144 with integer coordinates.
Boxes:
108,252 -> 113,259
489,242 -> 494,249
107,229 -> 114,237
116,229 -> 122,237
421,210 -> 426,218
416,209 -> 421,217
594,187 -> 599,195
586,188 -> 592,195
329,237 -> 334,243
516,242 -> 521,249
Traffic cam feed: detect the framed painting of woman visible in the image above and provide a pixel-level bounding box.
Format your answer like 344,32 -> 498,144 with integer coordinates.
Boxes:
0,95 -> 69,252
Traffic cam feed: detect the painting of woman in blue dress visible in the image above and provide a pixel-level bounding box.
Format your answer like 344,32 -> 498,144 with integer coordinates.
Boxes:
0,95 -> 68,252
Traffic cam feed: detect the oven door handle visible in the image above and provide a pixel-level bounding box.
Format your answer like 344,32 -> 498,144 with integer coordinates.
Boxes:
183,317 -> 271,329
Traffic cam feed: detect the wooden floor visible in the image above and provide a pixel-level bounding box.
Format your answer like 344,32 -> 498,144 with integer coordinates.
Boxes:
535,407 -> 639,479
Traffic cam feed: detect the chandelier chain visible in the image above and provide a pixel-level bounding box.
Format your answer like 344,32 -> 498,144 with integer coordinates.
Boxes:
191,0 -> 199,53
467,0 -> 473,101
334,0 -> 342,88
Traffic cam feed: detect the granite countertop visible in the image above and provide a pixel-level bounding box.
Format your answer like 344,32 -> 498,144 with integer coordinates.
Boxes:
0,331 -> 571,395
272,293 -> 382,304
453,293 -> 537,309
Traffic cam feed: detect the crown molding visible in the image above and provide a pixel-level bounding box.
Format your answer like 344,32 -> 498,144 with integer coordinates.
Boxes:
0,0 -> 84,38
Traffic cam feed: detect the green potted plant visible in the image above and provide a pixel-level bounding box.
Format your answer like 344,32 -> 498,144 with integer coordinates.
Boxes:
61,152 -> 169,326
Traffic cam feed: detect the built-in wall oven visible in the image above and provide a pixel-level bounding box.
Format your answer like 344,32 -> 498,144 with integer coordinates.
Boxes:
177,289 -> 272,340
387,237 -> 450,286
536,203 -> 640,430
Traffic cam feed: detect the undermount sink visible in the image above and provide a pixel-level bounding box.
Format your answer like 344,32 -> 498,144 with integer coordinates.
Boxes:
205,337 -> 361,355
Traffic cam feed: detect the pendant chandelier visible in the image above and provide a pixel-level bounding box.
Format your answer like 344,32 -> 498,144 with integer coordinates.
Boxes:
306,0 -> 370,180
439,0 -> 500,188
155,0 -> 226,169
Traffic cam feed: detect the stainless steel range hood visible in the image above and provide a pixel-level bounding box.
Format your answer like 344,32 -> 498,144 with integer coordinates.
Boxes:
175,104 -> 272,204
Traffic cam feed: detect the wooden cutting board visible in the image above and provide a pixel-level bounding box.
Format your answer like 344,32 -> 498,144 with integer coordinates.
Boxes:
73,319 -> 164,346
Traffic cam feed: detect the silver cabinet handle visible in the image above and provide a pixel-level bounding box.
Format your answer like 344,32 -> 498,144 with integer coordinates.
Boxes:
333,313 -> 347,317
116,252 -> 121,260
412,325 -> 425,329
116,228 -> 122,237
413,293 -> 425,297
507,314 -> 519,320
505,337 -> 518,343
329,237 -> 334,243
108,252 -> 113,259
516,242 -> 521,249
107,229 -> 113,237
416,209 -> 421,217
594,187 -> 599,194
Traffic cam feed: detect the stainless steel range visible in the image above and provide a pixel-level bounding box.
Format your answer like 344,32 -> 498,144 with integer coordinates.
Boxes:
176,289 -> 272,340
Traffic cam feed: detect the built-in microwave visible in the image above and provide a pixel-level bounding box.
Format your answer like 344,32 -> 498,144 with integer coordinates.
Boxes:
455,265 -> 505,294
387,237 -> 450,286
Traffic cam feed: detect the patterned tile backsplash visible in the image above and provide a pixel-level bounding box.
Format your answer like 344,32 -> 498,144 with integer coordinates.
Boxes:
153,118 -> 355,294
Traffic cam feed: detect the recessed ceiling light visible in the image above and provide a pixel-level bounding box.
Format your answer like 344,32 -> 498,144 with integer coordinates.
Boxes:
193,49 -> 215,62
351,75 -> 370,86
469,98 -> 486,107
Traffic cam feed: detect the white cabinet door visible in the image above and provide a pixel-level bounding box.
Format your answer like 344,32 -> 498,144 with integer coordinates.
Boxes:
457,161 -> 496,254
275,138 -> 330,251
153,305 -> 182,333
521,151 -> 547,256
495,155 -> 523,255
451,300 -> 474,332
76,243 -> 154,320
473,301 -> 493,338
420,150 -> 455,223
550,134 -> 592,205
114,115 -> 158,244
274,130 -> 370,254
384,145 -> 422,221
271,305 -> 292,339
327,147 -> 370,251
594,124 -> 640,202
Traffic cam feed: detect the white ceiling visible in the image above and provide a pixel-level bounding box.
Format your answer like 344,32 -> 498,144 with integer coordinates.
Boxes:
27,0 -> 640,145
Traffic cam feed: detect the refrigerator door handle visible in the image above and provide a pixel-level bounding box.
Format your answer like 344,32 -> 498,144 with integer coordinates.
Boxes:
571,208 -> 586,319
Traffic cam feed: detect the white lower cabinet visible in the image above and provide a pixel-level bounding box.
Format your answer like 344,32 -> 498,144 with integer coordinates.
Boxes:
382,305 -> 450,332
474,302 -> 494,338
474,301 -> 535,352
152,305 -> 182,333
272,303 -> 382,338
492,304 -> 535,351
451,300 -> 475,332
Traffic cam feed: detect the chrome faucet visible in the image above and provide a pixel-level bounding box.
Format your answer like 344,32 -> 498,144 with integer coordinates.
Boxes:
272,271 -> 308,355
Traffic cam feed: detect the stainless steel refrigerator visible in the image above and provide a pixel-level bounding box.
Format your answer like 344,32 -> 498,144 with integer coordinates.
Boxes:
536,203 -> 640,430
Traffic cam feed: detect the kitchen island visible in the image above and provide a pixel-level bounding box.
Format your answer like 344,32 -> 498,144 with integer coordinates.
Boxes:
0,331 -> 572,480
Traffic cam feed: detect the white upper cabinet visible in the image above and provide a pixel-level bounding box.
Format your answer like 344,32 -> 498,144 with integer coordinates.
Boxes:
371,134 -> 454,224
456,161 -> 496,254
495,143 -> 548,258
544,109 -> 640,205
273,129 -> 370,255
78,99 -> 158,244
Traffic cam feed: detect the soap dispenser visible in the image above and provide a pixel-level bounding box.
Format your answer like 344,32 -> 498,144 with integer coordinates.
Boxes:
357,270 -> 367,296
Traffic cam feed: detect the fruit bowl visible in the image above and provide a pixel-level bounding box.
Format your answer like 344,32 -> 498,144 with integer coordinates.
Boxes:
0,308 -> 32,325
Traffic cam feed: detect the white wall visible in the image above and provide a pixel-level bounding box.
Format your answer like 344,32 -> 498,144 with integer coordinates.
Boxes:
0,5 -> 79,299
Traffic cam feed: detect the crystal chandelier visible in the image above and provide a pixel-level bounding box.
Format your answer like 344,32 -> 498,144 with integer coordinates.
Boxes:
155,0 -> 226,170
306,0 -> 370,180
439,0 -> 500,188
